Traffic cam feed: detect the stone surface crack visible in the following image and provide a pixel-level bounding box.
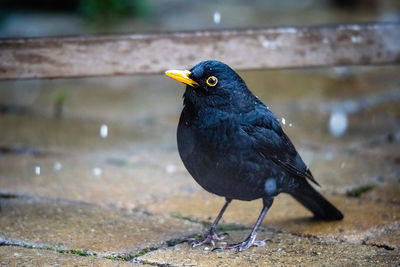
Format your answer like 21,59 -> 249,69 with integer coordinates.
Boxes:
0,236 -> 186,265
365,243 -> 395,251
0,237 -> 98,257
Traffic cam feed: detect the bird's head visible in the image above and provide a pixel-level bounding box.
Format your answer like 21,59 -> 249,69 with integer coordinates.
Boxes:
166,60 -> 254,111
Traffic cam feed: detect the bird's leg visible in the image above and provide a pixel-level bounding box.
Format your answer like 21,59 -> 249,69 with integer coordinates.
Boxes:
223,198 -> 273,252
191,198 -> 232,247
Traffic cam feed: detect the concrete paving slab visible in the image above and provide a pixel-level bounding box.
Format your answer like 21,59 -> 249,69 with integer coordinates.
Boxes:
305,146 -> 400,192
138,230 -> 400,266
364,222 -> 400,251
0,152 -> 193,209
147,191 -> 400,243
1,138 -> 397,210
0,196 -> 203,255
0,246 -> 141,267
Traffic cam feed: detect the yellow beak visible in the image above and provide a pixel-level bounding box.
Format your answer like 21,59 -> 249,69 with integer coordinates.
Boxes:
165,70 -> 198,87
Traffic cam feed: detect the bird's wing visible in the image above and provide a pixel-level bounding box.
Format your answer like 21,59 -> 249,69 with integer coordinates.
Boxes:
242,105 -> 319,186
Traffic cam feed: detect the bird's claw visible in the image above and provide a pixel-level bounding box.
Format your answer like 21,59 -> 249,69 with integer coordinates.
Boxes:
190,230 -> 228,248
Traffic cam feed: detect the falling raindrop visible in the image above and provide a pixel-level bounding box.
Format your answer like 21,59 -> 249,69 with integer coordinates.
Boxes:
329,111 -> 347,137
92,167 -> 102,177
35,166 -> 40,175
166,164 -> 177,174
281,117 -> 286,125
289,123 -> 293,127
100,124 -> 108,138
213,12 -> 221,24
54,161 -> 62,171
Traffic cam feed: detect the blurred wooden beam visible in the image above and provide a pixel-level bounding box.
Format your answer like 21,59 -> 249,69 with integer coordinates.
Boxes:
0,23 -> 399,79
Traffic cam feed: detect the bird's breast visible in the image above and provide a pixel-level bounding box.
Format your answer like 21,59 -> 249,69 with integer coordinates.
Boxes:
177,109 -> 267,200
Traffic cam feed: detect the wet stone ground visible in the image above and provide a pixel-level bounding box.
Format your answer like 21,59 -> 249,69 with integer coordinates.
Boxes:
0,66 -> 399,266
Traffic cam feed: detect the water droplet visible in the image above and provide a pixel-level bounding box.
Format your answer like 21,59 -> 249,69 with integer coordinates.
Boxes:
35,166 -> 40,175
329,111 -> 348,137
281,117 -> 286,125
54,161 -> 62,171
100,124 -> 108,138
166,164 -> 177,174
289,123 -> 293,127
340,162 -> 346,169
213,12 -> 221,24
92,167 -> 102,176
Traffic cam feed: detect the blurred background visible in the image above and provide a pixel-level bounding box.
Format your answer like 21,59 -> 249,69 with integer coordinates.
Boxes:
0,0 -> 399,37
0,0 -> 399,220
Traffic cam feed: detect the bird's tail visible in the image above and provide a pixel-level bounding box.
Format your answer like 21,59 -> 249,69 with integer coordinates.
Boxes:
290,181 -> 343,221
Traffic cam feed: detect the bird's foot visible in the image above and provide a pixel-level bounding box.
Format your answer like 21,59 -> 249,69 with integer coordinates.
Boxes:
190,229 -> 228,247
215,236 -> 267,252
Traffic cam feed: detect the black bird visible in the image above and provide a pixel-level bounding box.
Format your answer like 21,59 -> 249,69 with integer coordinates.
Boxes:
165,61 -> 343,251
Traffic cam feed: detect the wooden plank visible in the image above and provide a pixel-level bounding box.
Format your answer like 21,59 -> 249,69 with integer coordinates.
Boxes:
0,23 -> 399,79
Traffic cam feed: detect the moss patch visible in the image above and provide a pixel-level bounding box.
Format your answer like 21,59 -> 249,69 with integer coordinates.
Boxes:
172,214 -> 199,224
346,184 -> 376,197
104,247 -> 157,262
58,249 -> 95,257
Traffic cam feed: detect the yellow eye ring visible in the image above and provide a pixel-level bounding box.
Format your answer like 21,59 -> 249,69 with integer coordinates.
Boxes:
206,76 -> 218,87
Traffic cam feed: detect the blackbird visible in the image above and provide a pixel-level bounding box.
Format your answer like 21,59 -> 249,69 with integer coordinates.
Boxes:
165,60 -> 343,251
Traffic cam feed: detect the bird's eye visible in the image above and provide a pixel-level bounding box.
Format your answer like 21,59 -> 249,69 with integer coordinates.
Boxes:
206,76 -> 218,87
